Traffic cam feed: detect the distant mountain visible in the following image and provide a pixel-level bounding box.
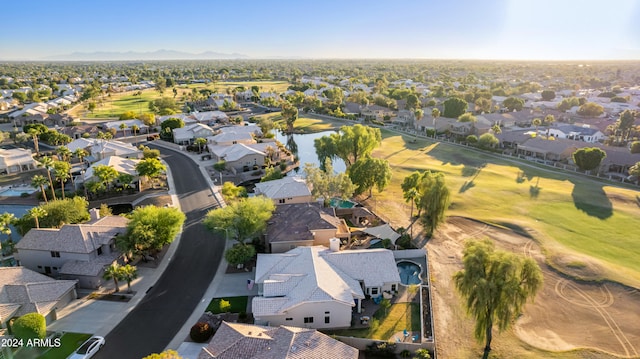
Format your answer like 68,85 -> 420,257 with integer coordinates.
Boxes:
43,49 -> 250,61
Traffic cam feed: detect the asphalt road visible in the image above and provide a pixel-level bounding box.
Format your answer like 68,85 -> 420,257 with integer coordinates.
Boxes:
95,144 -> 225,359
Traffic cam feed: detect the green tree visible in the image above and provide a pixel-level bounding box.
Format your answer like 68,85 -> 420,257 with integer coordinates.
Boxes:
194,137 -> 208,153
281,101 -> 299,133
88,101 -> 96,113
348,156 -> 392,197
220,182 -> 247,202
120,264 -> 138,293
503,97 -> 524,111
405,94 -> 420,111
258,117 -> 274,135
119,111 -> 137,120
38,156 -> 57,201
224,243 -> 256,267
304,159 -> 356,207
630,141 -> 640,154
103,263 -> 124,293
577,102 -> 604,117
204,197 -> 275,244
118,206 -> 186,260
14,197 -> 90,235
160,117 -> 184,140
413,348 -> 431,359
93,164 -> 119,191
572,147 -> 607,172
474,97 -> 492,114
540,90 -> 555,101
478,133 -> 499,149
142,350 -> 183,359
53,160 -> 71,199
457,112 -> 477,123
56,146 -> 72,163
454,239 -> 543,357
140,146 -> 161,159
491,124 -> 502,134
261,166 -> 283,182
443,97 -> 468,118
12,91 -> 27,104
135,158 -> 166,186
138,113 -> 156,126
218,299 -> 232,313
314,124 -> 382,168
12,313 -> 46,340
466,135 -> 478,144
379,297 -> 391,316
629,162 -> 640,178
543,114 -> 555,126
27,207 -> 47,229
28,127 -> 42,156
615,110 -> 636,142
31,174 -> 49,203
0,213 -> 16,253
401,171 -> 450,235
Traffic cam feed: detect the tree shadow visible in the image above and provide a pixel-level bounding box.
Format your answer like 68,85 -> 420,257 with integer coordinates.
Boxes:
461,164 -> 484,177
459,180 -> 475,193
516,170 -> 535,184
570,179 -> 613,219
636,196 -> 640,209
529,178 -> 542,199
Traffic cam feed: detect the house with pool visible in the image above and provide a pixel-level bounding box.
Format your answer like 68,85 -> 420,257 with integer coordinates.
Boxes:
252,244 -> 400,329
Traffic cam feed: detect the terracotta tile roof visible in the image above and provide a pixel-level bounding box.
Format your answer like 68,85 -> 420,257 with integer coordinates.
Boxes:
198,321 -> 358,359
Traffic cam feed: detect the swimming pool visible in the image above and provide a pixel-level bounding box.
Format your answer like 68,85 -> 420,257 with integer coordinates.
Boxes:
329,198 -> 357,208
0,186 -> 36,197
397,261 -> 422,285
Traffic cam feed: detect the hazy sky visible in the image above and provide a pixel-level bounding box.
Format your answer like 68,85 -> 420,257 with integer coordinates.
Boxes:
1,0 -> 638,60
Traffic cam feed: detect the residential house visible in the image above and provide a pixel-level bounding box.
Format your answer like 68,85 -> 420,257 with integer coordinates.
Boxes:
218,124 -> 262,137
173,123 -> 216,145
0,148 -> 37,175
15,214 -> 129,289
209,131 -> 255,146
58,124 -> 101,139
254,177 -> 313,205
391,110 -> 415,126
208,143 -> 267,172
516,137 -> 579,162
0,267 -> 77,326
265,202 -> 350,253
198,321 -> 358,359
82,156 -> 141,188
545,124 -> 605,143
343,102 -> 362,116
191,111 -> 229,125
66,138 -> 142,162
252,245 -> 401,329
361,104 -> 394,122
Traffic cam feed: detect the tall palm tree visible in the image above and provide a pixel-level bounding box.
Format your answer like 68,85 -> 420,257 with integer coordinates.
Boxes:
27,207 -> 47,229
28,128 -> 42,155
38,156 -> 57,201
131,124 -> 139,138
54,161 -> 71,200
0,212 -> 16,256
103,263 -> 124,293
432,108 -> 440,136
31,175 -> 49,203
119,123 -> 127,137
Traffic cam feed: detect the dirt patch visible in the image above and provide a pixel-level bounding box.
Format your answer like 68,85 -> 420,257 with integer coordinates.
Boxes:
428,216 -> 640,358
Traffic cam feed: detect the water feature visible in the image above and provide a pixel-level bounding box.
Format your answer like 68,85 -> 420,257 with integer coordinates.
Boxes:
275,131 -> 346,175
0,186 -> 36,197
397,261 -> 423,285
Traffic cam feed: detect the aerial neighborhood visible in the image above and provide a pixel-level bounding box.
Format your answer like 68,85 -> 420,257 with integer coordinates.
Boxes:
0,58 -> 639,359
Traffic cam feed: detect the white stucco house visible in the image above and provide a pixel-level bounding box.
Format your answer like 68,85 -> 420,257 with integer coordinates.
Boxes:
0,148 -> 37,175
252,245 -> 400,329
172,123 -> 216,145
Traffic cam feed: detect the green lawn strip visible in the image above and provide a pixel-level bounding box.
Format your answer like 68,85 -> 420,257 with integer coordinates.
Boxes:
326,303 -> 420,340
39,332 -> 91,359
367,130 -> 640,287
206,296 -> 248,314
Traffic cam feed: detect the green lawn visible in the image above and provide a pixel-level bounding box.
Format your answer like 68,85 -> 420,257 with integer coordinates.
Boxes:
206,296 -> 248,314
326,303 -> 420,340
370,130 -> 640,287
14,332 -> 91,359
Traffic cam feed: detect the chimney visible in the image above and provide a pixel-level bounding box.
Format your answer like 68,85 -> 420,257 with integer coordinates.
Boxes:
89,208 -> 101,221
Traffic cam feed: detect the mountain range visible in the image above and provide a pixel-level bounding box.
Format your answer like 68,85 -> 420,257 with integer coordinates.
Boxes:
42,49 -> 250,61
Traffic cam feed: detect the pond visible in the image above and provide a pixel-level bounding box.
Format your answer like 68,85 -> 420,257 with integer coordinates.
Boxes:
275,130 -> 346,175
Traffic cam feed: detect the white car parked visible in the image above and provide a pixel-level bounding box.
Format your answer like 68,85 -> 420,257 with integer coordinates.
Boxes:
67,336 -> 105,359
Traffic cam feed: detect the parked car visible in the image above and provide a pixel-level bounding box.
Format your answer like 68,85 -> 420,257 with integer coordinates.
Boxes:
67,336 -> 105,359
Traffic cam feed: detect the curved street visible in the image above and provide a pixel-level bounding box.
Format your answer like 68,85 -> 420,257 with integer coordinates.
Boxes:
95,144 -> 225,358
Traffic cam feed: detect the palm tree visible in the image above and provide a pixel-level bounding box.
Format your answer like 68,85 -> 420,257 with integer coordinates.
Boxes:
54,161 -> 71,200
119,123 -> 127,137
56,146 -> 71,162
28,128 -> 42,155
38,156 -> 57,201
103,263 -> 124,293
27,207 -> 47,229
532,118 -> 542,133
120,264 -> 138,293
0,212 -> 16,256
131,124 -> 140,141
31,175 -> 49,203
73,148 -> 88,167
431,108 -> 440,136
194,137 -> 207,153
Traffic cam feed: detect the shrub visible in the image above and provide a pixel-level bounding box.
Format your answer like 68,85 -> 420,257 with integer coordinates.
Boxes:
190,322 -> 214,343
365,341 -> 396,358
238,311 -> 248,323
219,299 -> 231,313
213,161 -> 226,172
12,313 -> 46,340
